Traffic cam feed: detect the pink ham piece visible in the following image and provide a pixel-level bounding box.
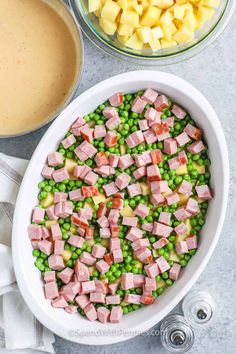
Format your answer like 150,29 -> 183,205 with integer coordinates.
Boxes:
127,183 -> 142,197
150,194 -> 165,206
133,166 -> 146,180
164,138 -> 177,155
64,305 -> 78,314
165,192 -> 180,206
68,236 -> 84,249
124,294 -> 141,304
187,141 -> 205,154
131,96 -> 146,113
126,227 -> 143,242
100,227 -> 111,239
94,165 -> 111,177
135,247 -> 152,264
186,235 -> 197,249
106,116 -> 121,130
175,223 -> 187,236
61,134 -> 76,149
104,131 -> 117,148
130,130 -> 145,145
103,182 -> 119,197
154,95 -> 169,111
42,227 -> 50,239
175,132 -> 191,147
185,198 -> 200,215
121,272 -> 134,290
84,303 -> 97,321
44,271 -> 55,283
45,205 -> 58,221
95,280 -> 108,294
184,124 -> 202,140
176,241 -> 188,254
48,255 -> 64,270
84,171 -> 98,186
141,88 -> 158,103
144,277 -> 156,292
79,140 -> 97,158
78,208 -> 93,220
103,106 -> 118,119
106,294 -> 121,305
122,216 -> 138,227
80,251 -> 96,266
109,92 -> 123,107
153,222 -> 173,237
169,263 -> 181,280
94,152 -> 109,167
108,283 -> 119,295
133,274 -> 145,287
41,165 -> 54,179
96,203 -> 107,218
142,223 -> 154,232
48,152 -> 63,167
156,256 -> 170,273
158,212 -> 171,225
147,165 -> 161,181
139,119 -> 149,131
131,238 -> 150,251
32,207 -> 45,224
178,150 -> 188,165
54,192 -> 67,203
75,261 -> 90,282
75,294 -> 90,309
174,206 -> 191,221
113,249 -> 123,263
51,224 -> 62,240
74,147 -> 87,161
92,244 -> 106,258
168,157 -> 180,170
110,306 -> 123,323
72,117 -> 86,129
118,154 -> 134,169
81,280 -> 96,294
195,185 -> 212,200
73,165 -> 86,178
80,126 -> 94,143
60,282 -> 80,301
153,237 -> 169,249
178,180 -> 192,195
94,125 -> 106,139
145,263 -> 159,278
44,282 -> 59,300
143,129 -> 158,144
110,238 -> 121,252
108,209 -> 120,224
134,203 -> 150,218
52,168 -> 69,183
109,154 -> 119,168
171,104 -> 186,119
54,240 -> 65,255
150,180 -> 169,194
85,227 -> 94,240
59,268 -> 74,284
115,172 -> 131,190
162,117 -> 174,127
90,292 -> 106,303
96,260 -> 110,274
97,307 -> 110,323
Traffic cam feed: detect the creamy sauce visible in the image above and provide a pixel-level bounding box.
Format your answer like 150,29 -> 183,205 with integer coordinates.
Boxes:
0,0 -> 81,136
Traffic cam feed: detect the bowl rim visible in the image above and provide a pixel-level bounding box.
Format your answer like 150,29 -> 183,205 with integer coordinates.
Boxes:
12,70 -> 229,345
69,0 -> 235,66
0,0 -> 84,139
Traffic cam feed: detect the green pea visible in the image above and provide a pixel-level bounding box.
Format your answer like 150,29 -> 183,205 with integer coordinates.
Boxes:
157,287 -> 164,295
32,249 -> 40,257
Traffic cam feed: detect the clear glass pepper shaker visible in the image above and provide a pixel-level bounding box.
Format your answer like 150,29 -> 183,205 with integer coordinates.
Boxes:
182,291 -> 215,327
160,314 -> 195,353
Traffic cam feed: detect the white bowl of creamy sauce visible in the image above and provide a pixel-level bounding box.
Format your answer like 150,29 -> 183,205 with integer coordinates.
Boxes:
0,0 -> 83,137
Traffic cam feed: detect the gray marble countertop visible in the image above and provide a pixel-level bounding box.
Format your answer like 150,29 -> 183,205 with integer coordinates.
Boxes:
1,10 -> 236,354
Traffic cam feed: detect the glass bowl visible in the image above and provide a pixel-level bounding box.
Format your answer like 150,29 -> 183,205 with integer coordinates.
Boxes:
69,0 -> 235,65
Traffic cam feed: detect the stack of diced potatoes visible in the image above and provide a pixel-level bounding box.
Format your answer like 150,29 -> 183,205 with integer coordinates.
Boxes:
87,0 -> 219,51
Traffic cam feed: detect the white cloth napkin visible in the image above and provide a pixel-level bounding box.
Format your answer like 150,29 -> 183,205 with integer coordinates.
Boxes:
0,153 -> 55,354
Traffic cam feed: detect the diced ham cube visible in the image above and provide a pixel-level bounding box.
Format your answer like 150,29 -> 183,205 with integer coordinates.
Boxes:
127,183 -> 142,197
75,294 -> 90,309
68,236 -> 84,249
143,129 -> 158,144
85,227 -> 94,240
41,165 -> 54,179
78,207 -> 93,220
59,267 -> 74,284
165,192 -> 180,206
126,227 -> 143,242
144,277 -> 156,292
115,172 -> 131,190
44,271 -> 56,283
71,214 -> 89,228
45,282 -> 59,300
94,166 -> 110,177
42,227 -> 50,239
171,104 -> 186,119
178,150 -> 188,165
150,149 -> 163,164
106,294 -> 121,305
134,203 -> 150,218
185,198 -> 200,215
109,153 -> 119,168
38,240 -> 52,255
104,131 -> 117,148
90,292 -> 106,303
97,307 -> 110,323
145,263 -> 159,278
103,106 -> 118,119
133,166 -> 146,180
133,274 -> 145,287
80,140 -> 97,158
109,92 -> 123,107
111,197 -> 123,209
95,280 -> 108,294
124,294 -> 141,304
153,222 -> 173,237
168,157 -> 180,170
64,305 -> 78,314
96,203 -> 107,218
54,240 -> 65,255
142,222 -> 154,232
150,180 -> 169,194
97,216 -> 109,228
135,247 -> 152,264
121,273 -> 134,290
175,132 -> 191,147
45,205 -> 58,221
131,96 -> 146,113
187,141 -> 205,154
32,207 -> 45,224
74,147 -> 88,161
154,95 -> 169,111
48,152 -> 63,167
103,182 -> 119,197
72,117 -> 86,129
195,185 -> 212,200
140,293 -> 154,305
54,192 -> 67,204
113,249 -> 123,263
108,209 -> 120,225
186,235 -> 197,249
51,223 -> 62,240
122,216 -> 138,227
162,117 -> 174,127
118,154 -> 135,169
81,186 -> 99,197
174,223 -> 187,236
110,238 -> 121,251
84,303 -> 97,321
153,237 -> 169,249
81,280 -> 96,294
94,152 -> 109,167
150,194 -> 165,206
164,138 -> 177,155
108,283 -> 119,295
139,119 -> 149,131
156,256 -> 170,273
178,180 -> 192,195
61,134 -> 76,149
184,124 -> 202,140
147,164 -> 161,181
158,212 -> 171,225
54,202 -> 68,218
106,115 -> 121,130
131,130 -> 145,145
110,306 -> 122,323
52,168 -> 69,182
60,282 -> 80,302
80,251 -> 96,265
141,88 -> 158,103
174,206 -> 191,221
48,255 -> 64,270
75,261 -> 90,282
80,127 -> 94,143
169,263 -> 181,280
84,171 -> 98,186
96,259 -> 110,274
73,165 -> 85,178
94,125 -> 106,139
131,238 -> 150,251
175,241 -> 188,254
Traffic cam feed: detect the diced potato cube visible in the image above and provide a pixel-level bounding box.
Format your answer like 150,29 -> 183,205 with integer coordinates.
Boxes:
183,11 -> 197,31
174,24 -> 194,43
101,239 -> 110,248
197,6 -> 215,23
120,10 -> 139,27
176,164 -> 187,175
120,144 -> 126,155
62,250 -> 72,262
40,192 -> 54,208
65,158 -> 77,174
151,0 -> 174,9
88,0 -> 101,13
173,4 -> 186,20
92,192 -> 107,204
120,206 -> 134,217
117,34 -> 130,45
161,38 -> 177,48
156,279 -> 166,288
149,38 -> 161,51
176,218 -> 191,242
45,220 -> 57,229
118,23 -> 134,36
117,0 -> 128,10
177,192 -> 189,206
152,26 -> 164,40
139,181 -> 151,195
160,11 -> 173,25
169,249 -> 180,263
126,33 -> 143,49
94,9 -> 101,17
192,161 -> 206,174
140,6 -> 162,27
99,17 -> 117,35
176,0 -> 187,4
101,0 -> 121,22
202,0 -> 220,7
129,0 -> 144,15
162,22 -> 177,41
136,27 -> 152,43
